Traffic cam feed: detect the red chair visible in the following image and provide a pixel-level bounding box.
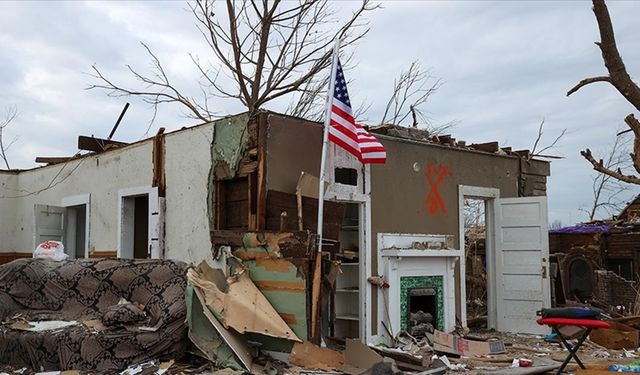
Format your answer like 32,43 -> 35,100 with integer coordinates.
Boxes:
537,317 -> 610,374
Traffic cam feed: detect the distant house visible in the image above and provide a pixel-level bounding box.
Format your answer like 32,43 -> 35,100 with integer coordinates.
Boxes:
549,196 -> 640,312
0,110 -> 551,343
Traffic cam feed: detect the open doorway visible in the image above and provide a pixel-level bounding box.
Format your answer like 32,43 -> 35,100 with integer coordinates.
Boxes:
119,193 -> 150,259
464,198 -> 488,328
458,185 -> 499,330
65,204 -> 88,259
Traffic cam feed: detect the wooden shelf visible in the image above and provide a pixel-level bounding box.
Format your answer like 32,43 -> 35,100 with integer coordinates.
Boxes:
336,288 -> 359,293
336,314 -> 359,321
341,226 -> 359,231
381,249 -> 463,258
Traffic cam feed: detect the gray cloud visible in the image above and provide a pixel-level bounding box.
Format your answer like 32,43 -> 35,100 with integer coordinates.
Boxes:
2,0 -> 639,225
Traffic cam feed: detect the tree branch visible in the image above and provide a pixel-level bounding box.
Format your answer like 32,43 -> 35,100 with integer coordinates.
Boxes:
567,76 -> 611,96
0,105 -> 18,169
581,148 -> 640,185
592,0 -> 640,110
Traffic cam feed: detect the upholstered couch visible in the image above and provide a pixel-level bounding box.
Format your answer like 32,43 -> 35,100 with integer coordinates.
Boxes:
0,258 -> 187,372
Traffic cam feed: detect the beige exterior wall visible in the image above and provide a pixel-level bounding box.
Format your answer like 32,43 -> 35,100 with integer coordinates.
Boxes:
163,123 -> 214,263
0,142 -> 152,253
0,171 -> 19,251
0,122 -> 216,265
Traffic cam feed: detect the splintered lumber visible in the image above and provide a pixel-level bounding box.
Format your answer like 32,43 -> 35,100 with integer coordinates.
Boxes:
470,141 -> 499,153
35,157 -> 74,165
77,135 -> 127,152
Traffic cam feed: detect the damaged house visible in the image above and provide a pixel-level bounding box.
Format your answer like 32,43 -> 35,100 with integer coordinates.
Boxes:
549,196 -> 640,313
0,111 -> 552,350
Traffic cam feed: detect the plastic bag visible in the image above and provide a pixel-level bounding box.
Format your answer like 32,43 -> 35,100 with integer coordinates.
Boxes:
33,240 -> 68,261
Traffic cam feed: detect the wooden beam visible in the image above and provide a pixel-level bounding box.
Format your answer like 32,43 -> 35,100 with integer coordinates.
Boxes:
152,128 -> 166,197
470,141 -> 499,153
78,135 -> 127,153
35,157 -> 74,165
256,113 -> 268,230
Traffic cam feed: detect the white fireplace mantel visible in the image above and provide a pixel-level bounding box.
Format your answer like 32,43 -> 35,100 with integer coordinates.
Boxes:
375,233 -> 462,345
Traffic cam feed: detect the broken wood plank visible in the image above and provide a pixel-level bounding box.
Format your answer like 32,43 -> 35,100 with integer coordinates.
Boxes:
266,190 -> 345,240
237,160 -> 258,177
152,128 -> 166,197
469,141 -> 499,153
256,114 -> 268,230
77,135 -> 127,152
476,364 -> 561,375
35,157 -> 74,165
288,341 -> 345,371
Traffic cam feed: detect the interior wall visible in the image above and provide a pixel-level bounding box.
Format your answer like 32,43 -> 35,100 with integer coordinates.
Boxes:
370,138 -> 522,252
265,113 -> 323,195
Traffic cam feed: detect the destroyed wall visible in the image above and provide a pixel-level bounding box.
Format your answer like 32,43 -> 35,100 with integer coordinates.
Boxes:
163,122 -> 215,263
369,137 -> 535,250
265,114 -> 323,194
0,142 -> 152,254
369,136 -> 549,333
0,171 -> 18,254
594,270 -> 638,312
262,113 -> 550,335
0,120 -> 221,265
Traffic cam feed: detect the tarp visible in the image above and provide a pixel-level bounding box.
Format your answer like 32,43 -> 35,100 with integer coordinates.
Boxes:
549,225 -> 610,234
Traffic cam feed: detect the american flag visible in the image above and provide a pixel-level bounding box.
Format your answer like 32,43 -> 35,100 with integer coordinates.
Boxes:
328,60 -> 386,164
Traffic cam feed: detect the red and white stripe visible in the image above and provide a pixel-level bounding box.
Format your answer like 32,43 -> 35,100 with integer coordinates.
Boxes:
328,96 -> 386,164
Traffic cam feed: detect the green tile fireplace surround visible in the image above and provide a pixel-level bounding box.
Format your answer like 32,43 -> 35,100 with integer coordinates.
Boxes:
399,275 -> 444,331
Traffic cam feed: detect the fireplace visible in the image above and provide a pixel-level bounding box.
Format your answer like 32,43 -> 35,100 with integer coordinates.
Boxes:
407,287 -> 438,337
377,233 -> 462,344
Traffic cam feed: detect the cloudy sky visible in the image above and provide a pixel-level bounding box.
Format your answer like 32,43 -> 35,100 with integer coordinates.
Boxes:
2,0 -> 640,225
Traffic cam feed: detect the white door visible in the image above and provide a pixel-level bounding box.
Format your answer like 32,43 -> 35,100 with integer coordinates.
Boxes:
494,197 -> 550,334
34,204 -> 65,248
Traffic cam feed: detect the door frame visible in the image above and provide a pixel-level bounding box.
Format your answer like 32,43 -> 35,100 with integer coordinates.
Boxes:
61,194 -> 91,258
325,165 -> 373,342
117,186 -> 160,259
458,185 -> 500,329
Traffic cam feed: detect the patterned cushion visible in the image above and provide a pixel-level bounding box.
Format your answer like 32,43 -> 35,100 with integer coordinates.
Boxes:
0,258 -> 188,372
102,300 -> 147,326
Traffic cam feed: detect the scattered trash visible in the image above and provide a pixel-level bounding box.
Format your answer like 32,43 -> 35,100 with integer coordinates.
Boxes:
33,241 -> 68,261
433,330 -> 505,356
591,320 -> 640,350
288,341 -> 345,371
9,320 -> 78,332
610,360 -> 640,372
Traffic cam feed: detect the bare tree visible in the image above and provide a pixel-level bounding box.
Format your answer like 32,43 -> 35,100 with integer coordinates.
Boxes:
529,119 -> 567,160
89,0 -> 377,123
381,61 -> 440,125
0,106 -> 18,170
568,0 -> 640,185
550,219 -> 563,229
580,127 -> 632,220
284,55 -> 372,122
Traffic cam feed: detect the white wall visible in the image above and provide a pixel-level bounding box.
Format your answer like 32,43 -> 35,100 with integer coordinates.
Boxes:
0,123 -> 217,266
1,142 -> 152,253
163,123 -> 214,265
0,172 -> 19,251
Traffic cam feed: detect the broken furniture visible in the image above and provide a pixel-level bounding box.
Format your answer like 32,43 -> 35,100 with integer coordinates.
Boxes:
536,317 -> 610,374
0,258 -> 187,372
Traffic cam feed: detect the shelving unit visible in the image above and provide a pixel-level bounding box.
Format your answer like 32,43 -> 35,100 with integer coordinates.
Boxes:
333,203 -> 361,339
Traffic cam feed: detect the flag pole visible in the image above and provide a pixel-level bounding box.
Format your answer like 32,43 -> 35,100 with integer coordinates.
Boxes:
311,37 -> 341,340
